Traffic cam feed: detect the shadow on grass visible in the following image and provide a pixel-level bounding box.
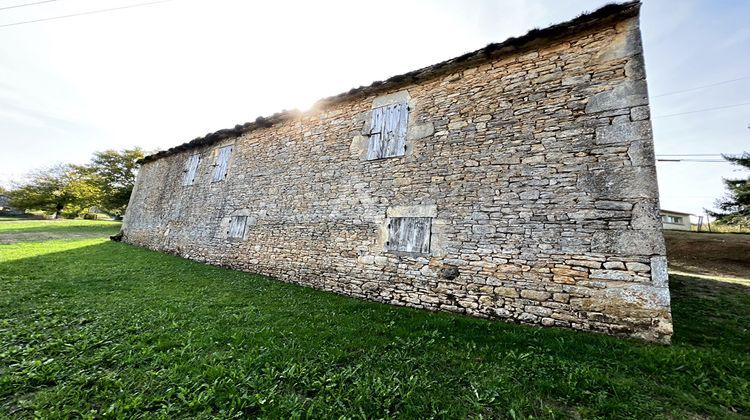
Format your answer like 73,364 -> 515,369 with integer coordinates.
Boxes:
0,220 -> 121,245
668,273 -> 750,352
0,219 -> 121,235
1,241 -> 748,418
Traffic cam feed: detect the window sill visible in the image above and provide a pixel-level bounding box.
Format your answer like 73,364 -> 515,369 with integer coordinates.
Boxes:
366,154 -> 406,162
385,249 -> 431,258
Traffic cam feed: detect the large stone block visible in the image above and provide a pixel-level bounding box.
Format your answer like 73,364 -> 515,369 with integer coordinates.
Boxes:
631,200 -> 662,230
585,80 -> 648,114
627,139 -> 655,166
407,122 -> 435,141
386,205 -> 437,218
577,167 -> 658,199
371,90 -> 411,108
589,19 -> 642,64
591,230 -> 666,256
589,269 -> 644,282
625,54 -> 647,80
595,121 -> 651,145
650,256 -> 669,287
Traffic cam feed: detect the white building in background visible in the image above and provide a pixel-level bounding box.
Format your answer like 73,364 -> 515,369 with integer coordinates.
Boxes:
661,209 -> 692,231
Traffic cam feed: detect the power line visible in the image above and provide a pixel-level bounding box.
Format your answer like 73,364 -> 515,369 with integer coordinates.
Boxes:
657,159 -> 728,163
0,0 -> 56,11
651,75 -> 750,98
655,154 -> 723,157
660,195 -> 719,198
0,0 -> 175,28
653,101 -> 750,119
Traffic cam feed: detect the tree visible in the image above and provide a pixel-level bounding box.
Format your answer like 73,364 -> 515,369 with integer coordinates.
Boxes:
87,148 -> 144,216
9,164 -> 103,218
7,148 -> 144,219
710,152 -> 750,227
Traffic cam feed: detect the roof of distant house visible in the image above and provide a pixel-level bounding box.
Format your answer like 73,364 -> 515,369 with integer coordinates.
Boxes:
661,209 -> 693,216
140,1 -> 641,164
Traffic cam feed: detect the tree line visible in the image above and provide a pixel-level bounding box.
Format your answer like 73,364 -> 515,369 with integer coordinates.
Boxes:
3,149 -> 144,219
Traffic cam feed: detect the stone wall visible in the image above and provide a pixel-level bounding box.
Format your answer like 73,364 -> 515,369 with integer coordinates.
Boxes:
123,8 -> 672,343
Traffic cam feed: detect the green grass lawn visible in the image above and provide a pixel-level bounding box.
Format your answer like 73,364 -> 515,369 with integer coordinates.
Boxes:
0,221 -> 748,418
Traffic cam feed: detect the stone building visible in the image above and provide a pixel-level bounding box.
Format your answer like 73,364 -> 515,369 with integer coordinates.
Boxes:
661,209 -> 692,231
123,1 -> 672,343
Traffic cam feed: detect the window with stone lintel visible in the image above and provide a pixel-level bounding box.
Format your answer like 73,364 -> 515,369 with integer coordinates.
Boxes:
367,102 -> 408,160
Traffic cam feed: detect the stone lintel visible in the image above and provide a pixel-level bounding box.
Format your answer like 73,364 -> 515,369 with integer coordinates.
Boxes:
386,205 -> 438,218
372,90 -> 412,109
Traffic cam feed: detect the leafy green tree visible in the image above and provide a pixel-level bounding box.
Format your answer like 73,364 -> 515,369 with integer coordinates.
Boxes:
87,148 -> 144,216
710,152 -> 750,226
7,149 -> 144,219
9,164 -> 103,218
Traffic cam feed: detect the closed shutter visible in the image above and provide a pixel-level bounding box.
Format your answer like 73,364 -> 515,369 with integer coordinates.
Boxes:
367,102 -> 408,160
183,154 -> 201,186
386,217 -> 431,254
228,215 -> 248,239
212,145 -> 233,182
367,106 -> 385,160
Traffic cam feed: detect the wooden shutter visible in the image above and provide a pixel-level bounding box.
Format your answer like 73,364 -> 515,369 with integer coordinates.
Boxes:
367,106 -> 386,160
228,215 -> 248,239
383,102 -> 408,158
386,217 -> 431,254
367,102 -> 408,160
212,145 -> 233,182
183,154 -> 200,186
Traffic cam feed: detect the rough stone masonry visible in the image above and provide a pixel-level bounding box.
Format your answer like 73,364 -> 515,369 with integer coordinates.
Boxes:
123,1 -> 673,343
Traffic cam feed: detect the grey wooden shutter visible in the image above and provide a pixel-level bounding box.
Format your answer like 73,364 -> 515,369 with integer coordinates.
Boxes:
367,102 -> 408,160
183,154 -> 200,186
367,106 -> 386,160
383,102 -> 408,158
212,145 -> 233,182
386,217 -> 431,254
228,215 -> 248,239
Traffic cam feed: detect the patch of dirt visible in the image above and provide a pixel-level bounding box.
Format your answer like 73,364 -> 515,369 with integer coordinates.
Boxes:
664,230 -> 750,279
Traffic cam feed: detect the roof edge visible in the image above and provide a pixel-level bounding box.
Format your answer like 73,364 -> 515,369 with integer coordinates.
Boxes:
660,210 -> 694,216
140,1 -> 641,164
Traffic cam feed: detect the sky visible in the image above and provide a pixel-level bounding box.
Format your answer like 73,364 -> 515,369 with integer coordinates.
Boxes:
0,0 -> 748,217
